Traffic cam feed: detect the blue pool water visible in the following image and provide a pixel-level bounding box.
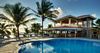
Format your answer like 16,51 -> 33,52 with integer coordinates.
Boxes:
19,38 -> 100,53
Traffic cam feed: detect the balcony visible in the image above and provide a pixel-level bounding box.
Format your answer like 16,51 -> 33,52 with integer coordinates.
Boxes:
55,23 -> 82,28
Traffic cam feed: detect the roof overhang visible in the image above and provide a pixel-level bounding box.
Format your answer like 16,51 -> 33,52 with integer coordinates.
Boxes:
78,15 -> 96,20
55,15 -> 78,22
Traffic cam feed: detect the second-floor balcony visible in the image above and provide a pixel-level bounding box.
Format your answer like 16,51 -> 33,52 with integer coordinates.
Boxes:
55,23 -> 82,28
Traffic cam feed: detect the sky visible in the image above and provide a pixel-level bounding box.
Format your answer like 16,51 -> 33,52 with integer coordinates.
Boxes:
0,0 -> 100,28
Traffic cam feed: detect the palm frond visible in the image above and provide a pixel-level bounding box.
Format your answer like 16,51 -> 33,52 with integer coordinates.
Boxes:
27,7 -> 38,14
3,4 -> 14,18
3,3 -> 35,27
36,2 -> 42,15
1,16 -> 14,23
5,24 -> 14,28
47,17 -> 56,23
21,13 -> 33,21
20,18 -> 36,24
96,19 -> 100,25
35,0 -> 54,19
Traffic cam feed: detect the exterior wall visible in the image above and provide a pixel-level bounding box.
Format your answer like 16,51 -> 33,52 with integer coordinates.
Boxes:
78,22 -> 82,27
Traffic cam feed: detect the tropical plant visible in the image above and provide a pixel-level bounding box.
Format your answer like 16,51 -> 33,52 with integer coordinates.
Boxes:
48,24 -> 52,28
0,23 -> 11,39
93,19 -> 100,38
1,3 -> 36,40
31,0 -> 59,37
96,19 -> 100,28
25,28 -> 30,34
24,28 -> 31,37
93,19 -> 100,29
95,19 -> 100,35
31,23 -> 41,35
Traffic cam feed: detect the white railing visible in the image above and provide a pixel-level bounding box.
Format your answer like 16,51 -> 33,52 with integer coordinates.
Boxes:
55,24 -> 82,27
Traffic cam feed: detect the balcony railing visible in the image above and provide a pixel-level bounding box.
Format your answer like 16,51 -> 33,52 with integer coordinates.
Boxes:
55,24 -> 82,28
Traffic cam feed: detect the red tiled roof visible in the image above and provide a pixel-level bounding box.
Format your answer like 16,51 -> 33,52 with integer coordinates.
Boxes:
55,15 -> 77,22
55,15 -> 95,22
78,15 -> 95,20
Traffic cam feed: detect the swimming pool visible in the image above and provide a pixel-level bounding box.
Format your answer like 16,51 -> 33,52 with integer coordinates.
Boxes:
19,38 -> 100,53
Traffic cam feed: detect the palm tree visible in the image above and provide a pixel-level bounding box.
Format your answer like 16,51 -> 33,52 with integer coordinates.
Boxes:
92,19 -> 100,38
30,0 -> 59,37
95,19 -> 100,36
1,3 -> 36,40
93,19 -> 100,30
0,23 -> 11,39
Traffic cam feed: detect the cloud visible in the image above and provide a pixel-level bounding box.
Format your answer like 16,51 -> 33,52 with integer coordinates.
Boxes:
55,7 -> 63,16
91,13 -> 96,17
50,7 -> 63,17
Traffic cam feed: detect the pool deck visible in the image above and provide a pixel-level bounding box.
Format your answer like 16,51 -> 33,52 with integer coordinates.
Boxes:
0,39 -> 20,53
0,42 -> 20,53
0,38 -> 100,53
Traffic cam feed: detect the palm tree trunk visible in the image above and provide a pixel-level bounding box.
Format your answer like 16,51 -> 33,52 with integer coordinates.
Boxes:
42,16 -> 44,37
17,26 -> 20,40
41,16 -> 44,53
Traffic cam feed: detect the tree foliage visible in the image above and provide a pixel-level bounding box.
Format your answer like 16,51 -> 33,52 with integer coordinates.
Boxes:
1,3 -> 36,39
31,23 -> 41,34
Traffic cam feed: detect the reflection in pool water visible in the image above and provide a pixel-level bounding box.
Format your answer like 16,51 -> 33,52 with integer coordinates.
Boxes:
19,41 -> 55,53
19,39 -> 100,53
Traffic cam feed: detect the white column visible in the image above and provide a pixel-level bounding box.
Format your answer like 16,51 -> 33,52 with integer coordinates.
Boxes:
54,23 -> 56,27
65,31 -> 67,38
75,30 -> 77,38
82,21 -> 84,28
69,18 -> 71,26
54,30 -> 57,37
68,31 -> 71,37
76,20 -> 79,27
92,20 -> 93,27
60,21 -> 62,26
